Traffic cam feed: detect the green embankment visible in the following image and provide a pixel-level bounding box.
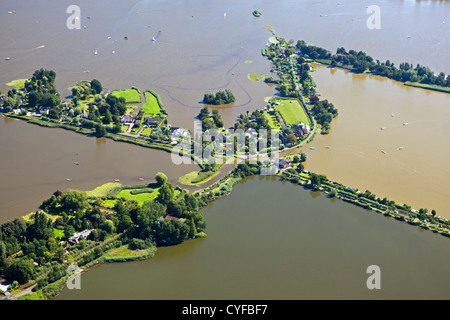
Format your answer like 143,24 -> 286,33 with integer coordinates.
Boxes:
404,82 -> 450,93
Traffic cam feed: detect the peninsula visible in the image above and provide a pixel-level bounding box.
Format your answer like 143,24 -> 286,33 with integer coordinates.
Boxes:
0,35 -> 448,300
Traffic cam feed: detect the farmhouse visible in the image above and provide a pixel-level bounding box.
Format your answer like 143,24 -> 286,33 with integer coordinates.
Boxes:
120,114 -> 133,123
144,116 -> 159,126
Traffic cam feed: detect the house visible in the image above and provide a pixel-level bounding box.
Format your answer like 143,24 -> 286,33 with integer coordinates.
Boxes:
120,114 -> 133,123
80,111 -> 89,119
170,127 -> 189,139
68,229 -> 94,245
273,158 -> 290,170
38,106 -> 49,115
144,116 -> 159,126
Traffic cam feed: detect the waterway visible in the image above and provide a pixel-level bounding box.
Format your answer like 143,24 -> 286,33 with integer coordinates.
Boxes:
0,0 -> 449,299
56,177 -> 450,300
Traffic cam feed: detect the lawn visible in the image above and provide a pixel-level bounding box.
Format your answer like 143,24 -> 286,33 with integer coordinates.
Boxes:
179,170 -> 220,185
111,88 -> 142,104
263,110 -> 280,130
141,91 -> 161,115
140,126 -> 154,137
6,78 -> 28,87
85,182 -> 122,198
116,187 -> 180,205
276,99 -> 311,126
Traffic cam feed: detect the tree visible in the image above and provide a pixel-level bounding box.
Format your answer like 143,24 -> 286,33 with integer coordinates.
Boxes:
329,188 -> 337,198
189,218 -> 197,239
95,124 -> 106,137
7,258 -> 35,284
157,183 -> 174,205
286,133 -> 297,144
90,79 -> 103,94
155,172 -> 168,186
300,152 -> 307,162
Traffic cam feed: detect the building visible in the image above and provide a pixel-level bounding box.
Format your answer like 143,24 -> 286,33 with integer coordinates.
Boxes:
169,127 -> 189,139
120,114 -> 133,123
144,116 -> 159,126
68,229 -> 94,245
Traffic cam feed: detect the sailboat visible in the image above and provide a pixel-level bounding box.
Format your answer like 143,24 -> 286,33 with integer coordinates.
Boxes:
152,36 -> 156,42
224,12 -> 227,17
94,49 -> 98,55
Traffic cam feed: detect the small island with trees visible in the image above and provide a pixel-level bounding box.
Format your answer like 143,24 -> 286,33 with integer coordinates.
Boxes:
202,89 -> 236,105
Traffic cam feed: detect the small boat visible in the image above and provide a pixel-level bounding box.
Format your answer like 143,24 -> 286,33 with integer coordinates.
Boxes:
380,127 -> 386,130
381,150 -> 386,154
138,178 -> 144,181
66,179 -> 71,181
398,146 -> 404,150
152,37 -> 156,41
403,122 -> 408,126
310,147 -> 316,150
114,179 -> 120,182
111,50 -> 115,54
325,146 -> 330,149
74,162 -> 79,165
224,12 -> 227,17
94,49 -> 97,55
391,114 -> 395,117
4,57 -> 10,60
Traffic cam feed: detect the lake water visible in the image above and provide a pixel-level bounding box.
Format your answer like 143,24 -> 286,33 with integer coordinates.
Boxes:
56,177 -> 450,300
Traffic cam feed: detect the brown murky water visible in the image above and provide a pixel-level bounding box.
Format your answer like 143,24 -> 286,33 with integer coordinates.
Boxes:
293,65 -> 450,218
56,177 -> 450,300
0,0 -> 449,299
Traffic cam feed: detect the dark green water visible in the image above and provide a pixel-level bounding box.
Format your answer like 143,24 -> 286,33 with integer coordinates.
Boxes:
56,176 -> 450,300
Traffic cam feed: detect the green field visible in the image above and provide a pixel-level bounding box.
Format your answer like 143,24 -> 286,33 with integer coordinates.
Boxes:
276,99 -> 311,126
141,91 -> 161,115
111,88 -> 142,104
86,182 -> 122,198
116,188 -> 160,205
179,170 -> 220,185
263,110 -> 280,130
6,78 -> 28,87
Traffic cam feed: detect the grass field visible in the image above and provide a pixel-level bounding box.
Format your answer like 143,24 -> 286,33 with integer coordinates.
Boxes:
116,188 -> 160,204
276,99 -> 311,126
103,245 -> 148,259
6,78 -> 28,87
263,110 -> 280,130
111,88 -> 142,104
85,182 -> 122,198
179,170 -> 220,185
141,91 -> 161,115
